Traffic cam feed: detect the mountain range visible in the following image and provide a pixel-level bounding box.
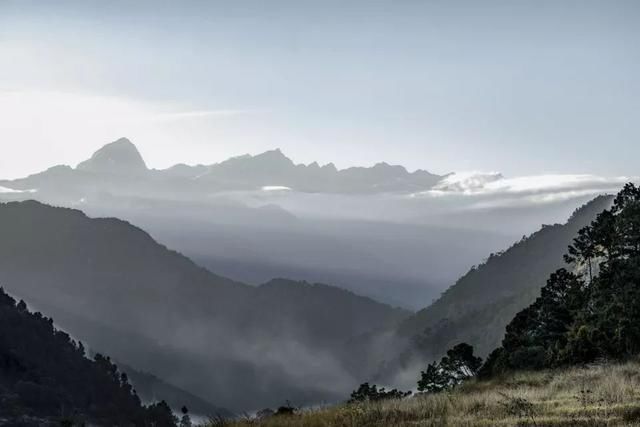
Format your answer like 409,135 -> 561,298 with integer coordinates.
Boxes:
0,138 -> 624,416
0,200 -> 408,411
2,137 -> 444,195
0,138 -> 517,310
0,186 -> 618,414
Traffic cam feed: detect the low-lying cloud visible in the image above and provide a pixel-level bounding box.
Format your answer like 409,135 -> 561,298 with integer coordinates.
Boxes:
0,186 -> 35,194
422,173 -> 636,209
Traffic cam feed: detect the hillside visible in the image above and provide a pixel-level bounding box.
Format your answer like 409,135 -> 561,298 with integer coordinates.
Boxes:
0,288 -> 176,426
224,361 -> 640,426
0,200 -> 408,411
229,184 -> 640,426
478,183 -> 640,376
396,194 -> 614,360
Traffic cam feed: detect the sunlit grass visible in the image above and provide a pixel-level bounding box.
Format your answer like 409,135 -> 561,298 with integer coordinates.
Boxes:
217,361 -> 640,426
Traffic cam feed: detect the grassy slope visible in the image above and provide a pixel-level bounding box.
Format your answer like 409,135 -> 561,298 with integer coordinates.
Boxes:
224,361 -> 640,426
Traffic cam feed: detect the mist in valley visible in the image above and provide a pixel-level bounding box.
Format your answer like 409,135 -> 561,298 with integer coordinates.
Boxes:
2,1 -> 639,423
0,140 -> 632,414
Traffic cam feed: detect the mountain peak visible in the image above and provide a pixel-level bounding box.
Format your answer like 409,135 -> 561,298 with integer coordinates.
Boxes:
76,138 -> 147,175
252,148 -> 294,166
257,148 -> 286,158
373,162 -> 408,173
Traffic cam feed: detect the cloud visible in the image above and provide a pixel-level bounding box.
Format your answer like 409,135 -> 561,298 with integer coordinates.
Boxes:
479,174 -> 633,197
431,171 -> 504,193
0,186 -> 35,194
261,185 -> 292,192
416,172 -> 636,209
0,90 -> 253,125
0,90 -> 259,179
151,109 -> 257,122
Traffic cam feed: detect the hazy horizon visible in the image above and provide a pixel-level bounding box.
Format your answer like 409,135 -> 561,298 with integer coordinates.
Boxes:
2,0 -> 640,179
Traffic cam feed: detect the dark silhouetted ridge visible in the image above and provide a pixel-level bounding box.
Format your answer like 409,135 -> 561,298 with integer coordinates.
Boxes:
0,288 -> 176,426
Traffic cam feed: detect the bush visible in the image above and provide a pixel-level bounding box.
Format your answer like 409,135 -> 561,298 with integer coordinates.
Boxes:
348,383 -> 411,403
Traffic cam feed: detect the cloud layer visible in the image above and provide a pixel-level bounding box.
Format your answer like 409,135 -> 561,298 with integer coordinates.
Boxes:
423,173 -> 636,209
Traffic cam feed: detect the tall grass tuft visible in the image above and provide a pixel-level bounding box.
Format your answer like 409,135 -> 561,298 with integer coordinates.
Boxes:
217,360 -> 640,427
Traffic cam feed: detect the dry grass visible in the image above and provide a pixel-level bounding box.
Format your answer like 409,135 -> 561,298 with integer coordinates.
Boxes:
216,361 -> 640,427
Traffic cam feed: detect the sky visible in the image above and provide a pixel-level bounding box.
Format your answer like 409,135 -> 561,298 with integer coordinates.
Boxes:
1,0 -> 639,179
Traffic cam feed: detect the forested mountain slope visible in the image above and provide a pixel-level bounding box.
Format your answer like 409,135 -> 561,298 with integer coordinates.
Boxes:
481,183 -> 640,376
0,288 -> 176,426
397,195 -> 614,359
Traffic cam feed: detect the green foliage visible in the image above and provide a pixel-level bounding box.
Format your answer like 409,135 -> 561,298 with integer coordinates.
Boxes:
416,362 -> 449,393
348,382 -> 412,403
417,343 -> 482,393
274,403 -> 297,416
496,268 -> 586,370
180,405 -> 192,427
477,347 -> 506,379
482,183 -> 640,376
399,194 -> 613,365
0,288 -> 176,425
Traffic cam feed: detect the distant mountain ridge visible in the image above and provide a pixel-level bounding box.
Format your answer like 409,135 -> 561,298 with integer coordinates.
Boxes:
194,147 -> 444,193
1,137 -> 445,195
0,137 -> 510,311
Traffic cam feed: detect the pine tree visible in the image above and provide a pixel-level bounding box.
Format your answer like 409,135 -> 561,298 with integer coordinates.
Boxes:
417,343 -> 482,393
417,363 -> 449,393
481,183 -> 640,375
179,405 -> 192,427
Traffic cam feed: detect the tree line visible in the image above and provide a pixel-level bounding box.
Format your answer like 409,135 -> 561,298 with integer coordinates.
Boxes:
350,183 -> 640,401
0,288 -> 177,426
